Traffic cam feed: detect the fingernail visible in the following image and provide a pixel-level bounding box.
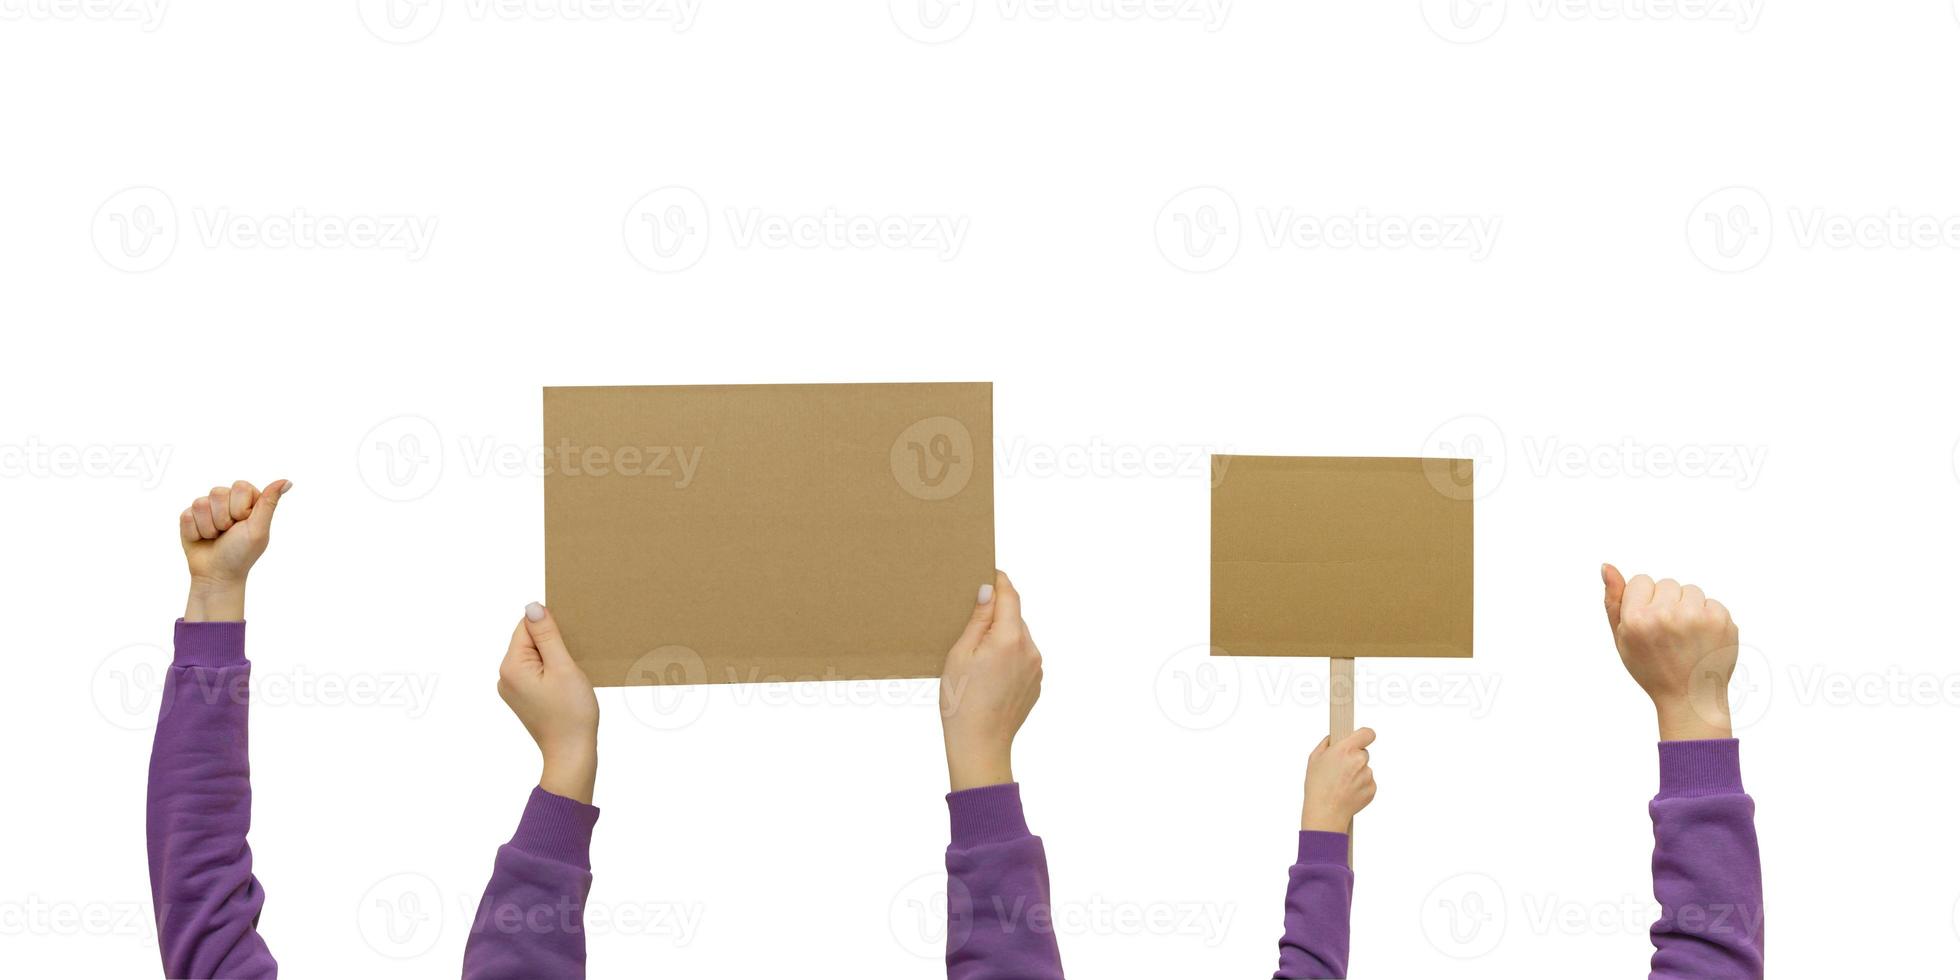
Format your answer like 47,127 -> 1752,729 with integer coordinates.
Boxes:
526,602 -> 546,622
281,480 -> 294,493
977,584 -> 994,605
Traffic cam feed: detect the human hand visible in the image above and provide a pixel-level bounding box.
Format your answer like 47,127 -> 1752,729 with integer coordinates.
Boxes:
938,571 -> 1043,793
1301,728 -> 1376,834
499,603 -> 601,804
178,479 -> 291,622
1601,563 -> 1739,741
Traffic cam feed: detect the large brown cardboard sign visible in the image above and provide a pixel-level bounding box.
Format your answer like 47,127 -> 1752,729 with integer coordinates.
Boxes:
1210,455 -> 1473,660
544,383 -> 994,687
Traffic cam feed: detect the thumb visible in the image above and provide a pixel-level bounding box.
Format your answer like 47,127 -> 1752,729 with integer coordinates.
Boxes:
246,479 -> 291,532
523,602 -> 577,669
951,579 -> 998,651
1601,562 -> 1626,631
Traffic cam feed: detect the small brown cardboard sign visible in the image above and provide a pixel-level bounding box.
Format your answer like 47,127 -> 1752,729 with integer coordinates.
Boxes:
543,382 -> 994,687
1210,455 -> 1473,660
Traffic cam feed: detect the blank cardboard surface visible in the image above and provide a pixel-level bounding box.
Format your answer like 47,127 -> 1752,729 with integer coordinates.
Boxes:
544,382 -> 994,687
1210,455 -> 1473,659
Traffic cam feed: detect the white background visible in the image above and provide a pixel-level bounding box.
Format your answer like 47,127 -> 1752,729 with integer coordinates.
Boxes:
3,1 -> 1957,977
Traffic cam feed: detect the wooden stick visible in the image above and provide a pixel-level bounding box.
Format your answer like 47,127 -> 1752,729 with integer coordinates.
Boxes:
1329,656 -> 1356,866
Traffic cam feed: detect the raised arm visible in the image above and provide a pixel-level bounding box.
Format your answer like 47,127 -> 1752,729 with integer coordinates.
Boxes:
147,479 -> 290,979
1602,564 -> 1765,980
462,602 -> 603,980
937,571 -> 1065,980
1274,728 -> 1375,979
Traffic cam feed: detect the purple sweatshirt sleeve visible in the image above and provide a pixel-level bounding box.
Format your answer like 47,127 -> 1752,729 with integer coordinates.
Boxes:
1273,831 -> 1352,979
1648,739 -> 1765,979
145,619 -> 279,979
462,786 -> 600,979
944,783 -> 1065,979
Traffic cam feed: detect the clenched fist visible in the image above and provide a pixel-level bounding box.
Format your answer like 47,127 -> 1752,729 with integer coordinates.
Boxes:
499,603 -> 601,804
1601,563 -> 1740,741
938,571 -> 1043,793
1302,728 -> 1376,834
178,479 -> 291,622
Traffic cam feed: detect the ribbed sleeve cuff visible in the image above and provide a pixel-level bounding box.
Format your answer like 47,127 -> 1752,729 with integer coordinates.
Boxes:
1657,738 -> 1744,799
509,786 -> 601,869
947,782 -> 1032,847
172,619 -> 247,668
1297,831 -> 1351,868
